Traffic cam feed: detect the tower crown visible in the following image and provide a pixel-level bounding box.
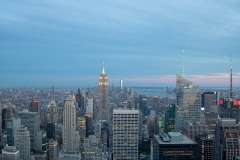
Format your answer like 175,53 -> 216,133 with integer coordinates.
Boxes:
102,62 -> 105,74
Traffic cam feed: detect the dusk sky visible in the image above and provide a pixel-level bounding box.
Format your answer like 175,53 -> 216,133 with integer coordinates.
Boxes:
1,0 -> 240,87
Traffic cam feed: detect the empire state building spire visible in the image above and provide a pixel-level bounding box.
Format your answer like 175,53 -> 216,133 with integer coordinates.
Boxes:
102,62 -> 105,74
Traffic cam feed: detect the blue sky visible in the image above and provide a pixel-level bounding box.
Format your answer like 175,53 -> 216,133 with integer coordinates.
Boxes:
0,0 -> 240,87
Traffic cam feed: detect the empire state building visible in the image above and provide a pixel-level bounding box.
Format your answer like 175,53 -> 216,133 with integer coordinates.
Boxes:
98,63 -> 109,121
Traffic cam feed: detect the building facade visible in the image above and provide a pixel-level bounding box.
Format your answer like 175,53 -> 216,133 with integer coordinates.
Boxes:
153,132 -> 197,160
49,100 -> 58,123
62,94 -> 80,151
113,109 -> 139,160
14,126 -> 33,160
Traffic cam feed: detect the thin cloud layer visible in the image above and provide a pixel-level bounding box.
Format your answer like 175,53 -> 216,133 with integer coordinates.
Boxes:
0,0 -> 240,87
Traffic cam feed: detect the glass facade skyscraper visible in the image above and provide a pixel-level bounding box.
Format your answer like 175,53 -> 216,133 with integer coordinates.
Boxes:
175,75 -> 201,132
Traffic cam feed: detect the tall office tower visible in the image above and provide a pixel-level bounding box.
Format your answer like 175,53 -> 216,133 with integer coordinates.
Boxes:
142,98 -> 148,117
204,112 -> 218,134
62,94 -> 80,151
153,132 -> 197,160
49,139 -> 58,160
86,97 -> 93,114
152,96 -> 159,111
120,79 -> 123,92
175,75 -> 201,132
164,104 -> 176,133
75,88 -> 85,116
47,122 -> 57,140
14,126 -> 34,160
2,105 -> 7,133
213,118 -> 240,160
5,103 -> 14,130
77,117 -> 86,139
201,92 -> 217,112
113,109 -> 139,160
30,99 -> 40,112
51,85 -> 55,94
18,109 -> 41,149
1,145 -> 20,160
195,133 -> 213,160
34,130 -> 49,154
85,113 -> 94,137
6,118 -> 21,146
98,63 -> 109,121
93,121 -> 101,138
49,100 -> 58,123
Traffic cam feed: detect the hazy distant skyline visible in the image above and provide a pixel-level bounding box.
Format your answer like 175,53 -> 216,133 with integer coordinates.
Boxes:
1,0 -> 240,87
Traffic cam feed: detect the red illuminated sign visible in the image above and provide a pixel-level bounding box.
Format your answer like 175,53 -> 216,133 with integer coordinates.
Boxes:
233,100 -> 240,106
219,99 -> 224,105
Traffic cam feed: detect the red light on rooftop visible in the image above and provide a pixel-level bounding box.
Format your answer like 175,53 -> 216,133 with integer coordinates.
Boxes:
233,100 -> 240,106
219,99 -> 224,105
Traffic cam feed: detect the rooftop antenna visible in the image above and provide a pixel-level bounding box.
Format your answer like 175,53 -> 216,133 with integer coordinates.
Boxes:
230,54 -> 233,98
182,49 -> 185,77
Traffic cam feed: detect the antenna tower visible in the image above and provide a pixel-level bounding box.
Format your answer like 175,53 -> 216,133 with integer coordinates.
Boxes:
230,55 -> 233,98
182,49 -> 185,77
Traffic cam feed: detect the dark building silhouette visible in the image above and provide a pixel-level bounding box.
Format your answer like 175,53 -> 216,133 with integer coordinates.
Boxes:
47,122 -> 57,141
201,92 -> 217,112
195,133 -> 213,160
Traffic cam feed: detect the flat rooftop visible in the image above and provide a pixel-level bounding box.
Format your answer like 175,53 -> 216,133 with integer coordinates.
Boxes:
113,109 -> 138,114
154,134 -> 196,145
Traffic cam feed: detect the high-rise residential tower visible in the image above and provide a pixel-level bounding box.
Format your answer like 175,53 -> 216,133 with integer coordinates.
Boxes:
98,63 -> 109,121
62,94 -> 80,151
49,100 -> 58,123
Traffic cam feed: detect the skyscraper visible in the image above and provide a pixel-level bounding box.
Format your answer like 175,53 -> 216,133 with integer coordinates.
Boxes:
18,109 -> 40,149
113,109 -> 139,160
49,100 -> 58,123
30,99 -> 40,112
120,79 -> 123,92
6,118 -> 21,146
175,75 -> 202,132
98,63 -> 109,121
62,94 -> 80,151
201,92 -> 217,112
14,126 -> 33,160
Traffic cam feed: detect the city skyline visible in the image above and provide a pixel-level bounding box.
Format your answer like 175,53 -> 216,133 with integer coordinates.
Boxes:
1,1 -> 240,87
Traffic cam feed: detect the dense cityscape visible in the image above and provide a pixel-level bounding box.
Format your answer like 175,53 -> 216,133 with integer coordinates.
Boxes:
0,63 -> 239,160
1,1 -> 240,160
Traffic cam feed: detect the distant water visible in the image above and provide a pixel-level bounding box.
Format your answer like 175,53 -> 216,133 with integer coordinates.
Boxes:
131,87 -> 175,98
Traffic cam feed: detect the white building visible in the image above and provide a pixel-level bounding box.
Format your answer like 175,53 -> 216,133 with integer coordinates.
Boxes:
2,145 -> 19,160
62,94 -> 80,151
58,150 -> 81,160
14,126 -> 34,160
113,109 -> 139,160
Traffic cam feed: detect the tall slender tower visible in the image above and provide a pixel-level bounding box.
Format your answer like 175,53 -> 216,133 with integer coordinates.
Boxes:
49,100 -> 58,123
230,58 -> 233,98
98,62 -> 109,121
62,94 -> 80,151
